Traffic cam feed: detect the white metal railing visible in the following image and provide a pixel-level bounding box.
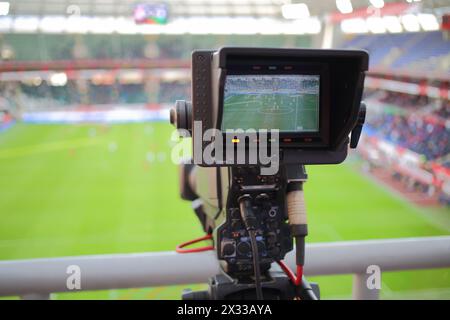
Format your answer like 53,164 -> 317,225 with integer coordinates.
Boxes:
0,236 -> 449,300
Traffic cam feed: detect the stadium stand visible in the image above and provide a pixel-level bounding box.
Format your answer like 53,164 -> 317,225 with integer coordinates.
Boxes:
360,86 -> 449,206
342,29 -> 450,206
341,31 -> 450,74
367,104 -> 449,161
0,34 -> 311,61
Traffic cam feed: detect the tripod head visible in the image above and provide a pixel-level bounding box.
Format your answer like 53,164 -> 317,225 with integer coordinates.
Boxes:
170,47 -> 368,299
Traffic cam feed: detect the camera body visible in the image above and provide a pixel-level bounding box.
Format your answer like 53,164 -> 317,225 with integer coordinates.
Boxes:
181,164 -> 299,278
172,47 -> 368,283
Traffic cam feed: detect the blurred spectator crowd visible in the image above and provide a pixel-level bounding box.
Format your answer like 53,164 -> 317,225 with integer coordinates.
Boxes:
342,31 -> 450,76
0,79 -> 191,112
366,91 -> 449,165
0,34 -> 310,62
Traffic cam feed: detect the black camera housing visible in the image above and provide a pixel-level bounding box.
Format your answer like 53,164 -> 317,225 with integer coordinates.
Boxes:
190,47 -> 368,166
173,47 -> 369,297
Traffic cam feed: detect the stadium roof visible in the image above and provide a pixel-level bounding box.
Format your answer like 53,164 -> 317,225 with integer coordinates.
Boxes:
4,0 -> 435,18
1,1 -> 447,35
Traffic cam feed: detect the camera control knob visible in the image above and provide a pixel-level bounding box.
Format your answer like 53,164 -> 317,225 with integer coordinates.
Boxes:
222,243 -> 236,256
236,241 -> 251,256
256,240 -> 266,256
268,208 -> 277,217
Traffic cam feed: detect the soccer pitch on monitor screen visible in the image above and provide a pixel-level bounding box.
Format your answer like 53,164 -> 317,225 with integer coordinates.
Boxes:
221,93 -> 319,131
0,123 -> 449,300
221,74 -> 320,132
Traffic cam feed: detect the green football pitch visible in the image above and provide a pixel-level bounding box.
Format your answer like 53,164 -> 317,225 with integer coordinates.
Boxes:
0,122 -> 449,300
222,93 -> 319,131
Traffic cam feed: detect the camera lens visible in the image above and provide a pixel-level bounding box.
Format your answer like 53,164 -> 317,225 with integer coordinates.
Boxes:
170,100 -> 192,132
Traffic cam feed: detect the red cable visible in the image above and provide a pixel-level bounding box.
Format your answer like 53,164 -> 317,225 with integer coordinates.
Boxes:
176,234 -> 214,253
277,260 -> 303,286
296,265 -> 303,286
277,260 -> 296,283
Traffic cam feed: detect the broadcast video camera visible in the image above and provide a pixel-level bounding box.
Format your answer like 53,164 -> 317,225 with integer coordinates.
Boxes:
170,47 -> 368,300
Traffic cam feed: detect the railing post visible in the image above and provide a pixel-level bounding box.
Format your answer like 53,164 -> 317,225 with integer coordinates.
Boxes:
20,293 -> 51,300
352,273 -> 380,300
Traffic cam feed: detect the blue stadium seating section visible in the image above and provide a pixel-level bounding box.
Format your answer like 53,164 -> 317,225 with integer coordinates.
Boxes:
341,31 -> 450,73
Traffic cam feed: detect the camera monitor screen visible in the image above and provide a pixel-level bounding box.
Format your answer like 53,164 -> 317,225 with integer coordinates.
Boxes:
222,75 -> 320,132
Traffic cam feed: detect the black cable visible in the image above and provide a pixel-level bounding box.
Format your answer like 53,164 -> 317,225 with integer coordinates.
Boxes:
249,230 -> 263,300
300,277 -> 318,300
306,290 -> 318,301
238,195 -> 263,300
